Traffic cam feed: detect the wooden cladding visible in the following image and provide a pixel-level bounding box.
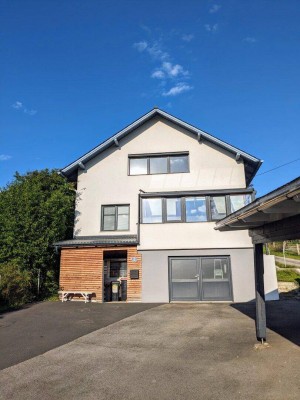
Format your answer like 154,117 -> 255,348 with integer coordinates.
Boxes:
59,246 -> 142,302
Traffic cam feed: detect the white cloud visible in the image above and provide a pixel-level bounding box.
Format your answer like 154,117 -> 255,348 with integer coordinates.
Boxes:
133,41 -> 148,52
152,70 -> 165,79
204,24 -> 218,33
134,37 -> 192,97
12,101 -> 23,109
209,4 -> 221,13
182,34 -> 194,42
244,37 -> 257,43
163,62 -> 189,77
11,100 -> 37,116
147,43 -> 169,61
24,108 -> 37,116
163,83 -> 193,96
0,154 -> 12,161
152,62 -> 189,80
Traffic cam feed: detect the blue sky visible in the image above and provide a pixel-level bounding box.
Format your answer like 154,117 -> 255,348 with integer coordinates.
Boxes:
1,0 -> 299,196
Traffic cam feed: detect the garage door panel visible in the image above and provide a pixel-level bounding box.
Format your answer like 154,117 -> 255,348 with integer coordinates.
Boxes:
169,256 -> 232,301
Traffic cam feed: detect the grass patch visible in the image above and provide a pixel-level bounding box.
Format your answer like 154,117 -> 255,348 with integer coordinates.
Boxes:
276,262 -> 298,269
45,294 -> 59,302
270,251 -> 300,260
277,269 -> 300,284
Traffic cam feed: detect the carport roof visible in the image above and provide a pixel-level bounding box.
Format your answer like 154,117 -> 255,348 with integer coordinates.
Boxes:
54,235 -> 138,247
215,176 -> 300,234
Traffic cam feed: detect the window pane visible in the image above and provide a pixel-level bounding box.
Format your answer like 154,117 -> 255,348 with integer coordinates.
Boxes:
129,158 -> 148,175
117,206 -> 129,230
166,198 -> 182,221
119,261 -> 127,278
103,206 -> 115,215
142,198 -> 162,223
150,157 -> 168,174
118,206 -> 129,215
117,214 -> 129,230
230,194 -> 252,213
210,196 -> 227,220
202,258 -> 230,280
185,197 -> 207,222
170,155 -> 189,173
103,215 -> 115,230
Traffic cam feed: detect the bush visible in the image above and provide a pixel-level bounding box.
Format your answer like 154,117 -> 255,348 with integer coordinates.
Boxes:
0,263 -> 33,307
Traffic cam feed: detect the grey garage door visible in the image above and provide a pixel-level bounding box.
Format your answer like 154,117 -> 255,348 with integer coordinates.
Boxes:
169,257 -> 232,301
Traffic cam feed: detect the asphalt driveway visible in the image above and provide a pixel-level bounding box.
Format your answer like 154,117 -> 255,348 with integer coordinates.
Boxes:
0,301 -> 158,370
0,301 -> 299,400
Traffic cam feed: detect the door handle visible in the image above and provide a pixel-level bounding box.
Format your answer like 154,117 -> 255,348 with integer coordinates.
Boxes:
195,274 -> 199,279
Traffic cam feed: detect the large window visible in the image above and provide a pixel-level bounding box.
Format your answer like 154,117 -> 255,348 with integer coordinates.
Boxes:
141,193 -> 253,224
129,153 -> 189,175
102,205 -> 130,231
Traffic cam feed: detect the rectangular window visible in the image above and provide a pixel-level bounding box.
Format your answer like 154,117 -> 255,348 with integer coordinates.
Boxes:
185,197 -> 207,222
150,157 -> 168,174
102,205 -> 129,231
210,196 -> 227,220
230,194 -> 252,213
142,198 -> 162,223
129,153 -> 189,175
129,158 -> 148,175
166,198 -> 182,222
170,155 -> 189,173
141,193 -> 252,224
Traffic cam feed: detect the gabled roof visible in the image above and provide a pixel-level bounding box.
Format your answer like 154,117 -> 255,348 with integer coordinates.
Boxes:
61,108 -> 263,185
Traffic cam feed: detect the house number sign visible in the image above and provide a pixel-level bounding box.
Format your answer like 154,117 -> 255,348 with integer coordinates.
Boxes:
131,257 -> 137,262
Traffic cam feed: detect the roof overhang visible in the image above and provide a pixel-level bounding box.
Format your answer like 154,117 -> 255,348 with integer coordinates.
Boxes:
54,235 -> 138,248
215,176 -> 300,243
60,108 -> 262,186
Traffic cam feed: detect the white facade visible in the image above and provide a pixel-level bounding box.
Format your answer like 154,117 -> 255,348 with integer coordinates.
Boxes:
61,110 -> 278,303
74,116 -> 250,248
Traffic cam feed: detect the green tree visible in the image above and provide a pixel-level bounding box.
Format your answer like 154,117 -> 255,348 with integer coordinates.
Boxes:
0,170 -> 75,301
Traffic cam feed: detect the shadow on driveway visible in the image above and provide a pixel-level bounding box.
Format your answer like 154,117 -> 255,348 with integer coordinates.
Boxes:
0,301 -> 160,370
231,299 -> 300,347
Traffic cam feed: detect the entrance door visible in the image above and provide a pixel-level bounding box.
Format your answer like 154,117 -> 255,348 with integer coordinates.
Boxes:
169,257 -> 232,301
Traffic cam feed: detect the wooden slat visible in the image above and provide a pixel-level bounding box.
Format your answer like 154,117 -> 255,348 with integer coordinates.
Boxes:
59,246 -> 142,302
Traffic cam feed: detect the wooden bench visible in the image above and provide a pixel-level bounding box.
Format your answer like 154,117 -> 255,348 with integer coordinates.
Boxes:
59,290 -> 93,303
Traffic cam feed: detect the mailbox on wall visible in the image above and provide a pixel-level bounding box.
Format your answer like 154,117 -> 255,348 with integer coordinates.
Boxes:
130,269 -> 139,279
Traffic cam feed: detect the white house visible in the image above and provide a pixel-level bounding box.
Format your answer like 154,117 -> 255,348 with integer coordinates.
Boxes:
55,108 -> 278,303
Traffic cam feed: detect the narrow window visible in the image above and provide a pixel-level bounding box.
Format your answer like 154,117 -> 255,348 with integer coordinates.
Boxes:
210,196 -> 227,220
229,194 -> 252,213
129,158 -> 147,175
185,197 -> 207,222
166,198 -> 182,222
102,205 -> 129,231
129,153 -> 189,175
142,198 -> 162,223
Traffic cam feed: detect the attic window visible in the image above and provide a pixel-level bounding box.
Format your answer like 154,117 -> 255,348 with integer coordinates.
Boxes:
129,152 -> 189,175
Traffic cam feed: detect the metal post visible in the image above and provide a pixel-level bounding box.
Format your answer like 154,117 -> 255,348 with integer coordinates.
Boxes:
254,243 -> 266,341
